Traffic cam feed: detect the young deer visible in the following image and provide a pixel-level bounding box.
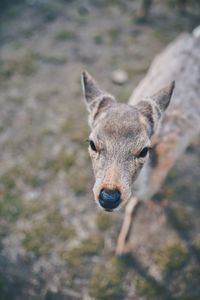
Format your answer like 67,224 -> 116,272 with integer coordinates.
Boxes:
81,32 -> 200,255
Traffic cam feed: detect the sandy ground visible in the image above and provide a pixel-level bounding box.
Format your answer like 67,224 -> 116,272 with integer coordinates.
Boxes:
0,1 -> 200,299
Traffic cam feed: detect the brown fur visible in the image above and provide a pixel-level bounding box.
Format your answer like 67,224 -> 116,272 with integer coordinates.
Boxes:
81,32 -> 200,255
82,71 -> 174,210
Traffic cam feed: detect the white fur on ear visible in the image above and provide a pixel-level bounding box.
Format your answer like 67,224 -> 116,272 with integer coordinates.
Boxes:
135,81 -> 175,135
81,71 -> 103,104
151,81 -> 175,112
81,71 -> 116,115
81,72 -> 86,96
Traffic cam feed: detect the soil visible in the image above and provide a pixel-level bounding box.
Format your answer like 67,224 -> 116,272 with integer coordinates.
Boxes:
0,1 -> 200,299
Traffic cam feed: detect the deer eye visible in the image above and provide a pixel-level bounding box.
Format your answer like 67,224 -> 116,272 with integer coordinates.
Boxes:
138,147 -> 149,158
88,140 -> 97,152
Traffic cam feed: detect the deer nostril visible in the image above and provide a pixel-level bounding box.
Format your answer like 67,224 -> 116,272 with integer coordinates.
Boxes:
99,189 -> 121,210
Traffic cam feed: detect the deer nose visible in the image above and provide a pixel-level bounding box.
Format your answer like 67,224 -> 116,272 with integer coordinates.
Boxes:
99,189 -> 121,210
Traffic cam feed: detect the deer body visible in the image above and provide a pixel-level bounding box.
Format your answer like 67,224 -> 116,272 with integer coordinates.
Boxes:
130,33 -> 200,201
81,32 -> 200,255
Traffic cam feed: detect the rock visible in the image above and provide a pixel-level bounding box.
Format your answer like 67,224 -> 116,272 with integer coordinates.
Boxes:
78,5 -> 89,16
193,25 -> 200,38
111,69 -> 128,85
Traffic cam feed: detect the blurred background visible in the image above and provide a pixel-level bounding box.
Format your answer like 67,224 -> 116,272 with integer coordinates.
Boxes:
0,0 -> 200,299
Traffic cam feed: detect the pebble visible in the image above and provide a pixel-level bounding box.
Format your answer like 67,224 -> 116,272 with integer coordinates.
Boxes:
111,69 -> 128,85
193,25 -> 200,38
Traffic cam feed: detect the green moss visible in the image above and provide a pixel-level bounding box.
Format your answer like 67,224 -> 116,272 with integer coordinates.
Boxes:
167,207 -> 193,231
40,54 -> 67,65
36,89 -> 60,101
0,191 -> 24,238
60,227 -> 76,240
0,172 -> 16,192
96,212 -> 113,231
0,169 -> 23,237
178,266 -> 200,299
116,89 -> 131,103
0,166 -> 27,193
23,224 -> 76,255
155,240 -> 188,273
157,170 -> 179,200
1,166 -> 42,190
160,170 -> 192,201
0,50 -> 35,79
13,41 -> 24,50
25,175 -> 41,188
22,226 -> 50,255
94,34 -> 104,45
0,125 -> 4,133
63,235 -> 104,268
78,236 -> 104,254
55,29 -> 77,41
22,208 -> 76,255
75,15 -> 87,26
190,267 -> 200,285
67,168 -> 89,195
166,0 -> 195,10
157,182 -> 189,202
0,274 -> 7,300
62,117 -> 88,144
180,294 -> 200,300
46,210 -> 76,239
37,1 -> 61,21
192,235 -> 200,257
153,30 -> 171,45
89,256 -> 130,300
0,191 -> 23,239
136,278 -> 164,300
107,28 -> 120,43
23,200 -> 44,218
91,0 -> 126,8
46,143 -> 89,194
47,150 -> 76,172
0,193 -> 22,223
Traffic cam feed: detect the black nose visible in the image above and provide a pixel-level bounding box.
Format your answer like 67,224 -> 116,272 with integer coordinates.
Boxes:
99,189 -> 121,210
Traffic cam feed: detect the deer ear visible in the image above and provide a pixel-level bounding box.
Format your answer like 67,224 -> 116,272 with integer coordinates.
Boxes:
81,71 -> 116,119
136,81 -> 175,135
151,81 -> 175,112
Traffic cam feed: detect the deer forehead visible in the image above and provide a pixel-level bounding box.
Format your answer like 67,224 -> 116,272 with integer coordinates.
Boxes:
90,105 -> 150,150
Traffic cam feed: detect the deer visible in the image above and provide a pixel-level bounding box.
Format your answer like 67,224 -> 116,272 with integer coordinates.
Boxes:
81,30 -> 200,256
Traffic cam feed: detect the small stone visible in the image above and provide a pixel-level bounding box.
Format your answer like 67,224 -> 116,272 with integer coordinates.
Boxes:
111,69 -> 128,85
78,5 -> 89,16
193,25 -> 200,38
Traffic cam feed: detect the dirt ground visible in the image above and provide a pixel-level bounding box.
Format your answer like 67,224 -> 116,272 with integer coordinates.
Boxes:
0,1 -> 200,299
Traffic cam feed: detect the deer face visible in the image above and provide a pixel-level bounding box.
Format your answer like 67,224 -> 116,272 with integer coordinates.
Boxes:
81,71 -> 174,211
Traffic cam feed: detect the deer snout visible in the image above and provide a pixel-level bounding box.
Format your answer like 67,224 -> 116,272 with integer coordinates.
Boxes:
99,189 -> 121,210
